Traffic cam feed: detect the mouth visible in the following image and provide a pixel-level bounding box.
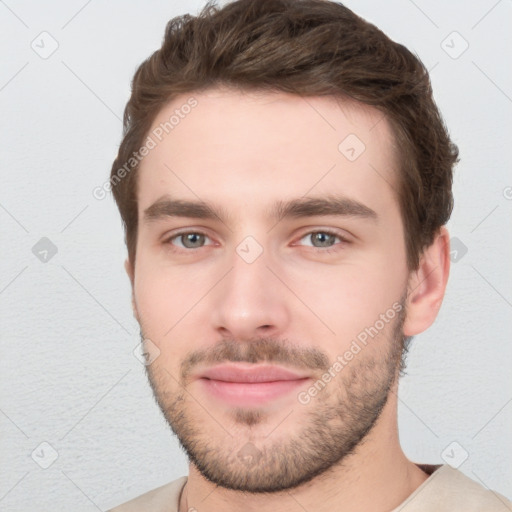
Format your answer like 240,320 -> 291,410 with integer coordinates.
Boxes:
195,363 -> 311,406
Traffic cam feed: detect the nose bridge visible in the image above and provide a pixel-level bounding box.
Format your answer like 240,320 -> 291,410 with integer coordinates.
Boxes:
211,240 -> 289,338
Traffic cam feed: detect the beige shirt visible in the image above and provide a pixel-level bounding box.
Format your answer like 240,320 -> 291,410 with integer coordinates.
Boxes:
108,464 -> 512,511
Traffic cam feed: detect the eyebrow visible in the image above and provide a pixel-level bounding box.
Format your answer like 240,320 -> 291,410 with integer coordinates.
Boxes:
142,194 -> 377,224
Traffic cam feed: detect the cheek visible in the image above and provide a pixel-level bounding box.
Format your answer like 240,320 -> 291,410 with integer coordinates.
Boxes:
288,255 -> 406,348
133,258 -> 184,355
133,257 -> 218,359
134,250 -> 198,323
135,278 -> 186,374
134,270 -> 169,327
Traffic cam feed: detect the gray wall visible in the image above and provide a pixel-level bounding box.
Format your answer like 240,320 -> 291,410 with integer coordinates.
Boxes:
1,0 -> 511,509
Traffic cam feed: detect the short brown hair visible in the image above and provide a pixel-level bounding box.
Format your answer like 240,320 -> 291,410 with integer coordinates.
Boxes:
110,0 -> 459,270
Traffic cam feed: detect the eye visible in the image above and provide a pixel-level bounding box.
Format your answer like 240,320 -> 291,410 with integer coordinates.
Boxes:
165,231 -> 213,249
297,230 -> 347,249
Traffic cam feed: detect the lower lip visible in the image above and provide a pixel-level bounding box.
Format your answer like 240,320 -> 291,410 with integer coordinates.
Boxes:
199,378 -> 310,406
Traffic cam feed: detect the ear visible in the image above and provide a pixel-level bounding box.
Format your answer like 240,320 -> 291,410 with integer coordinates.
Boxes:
124,258 -> 139,322
403,227 -> 450,336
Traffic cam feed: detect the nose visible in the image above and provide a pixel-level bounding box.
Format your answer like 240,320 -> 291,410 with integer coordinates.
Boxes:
210,246 -> 291,341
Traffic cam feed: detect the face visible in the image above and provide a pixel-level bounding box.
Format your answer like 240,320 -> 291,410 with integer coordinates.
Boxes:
129,87 -> 411,492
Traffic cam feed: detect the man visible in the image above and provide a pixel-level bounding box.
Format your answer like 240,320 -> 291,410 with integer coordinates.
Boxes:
108,0 -> 511,510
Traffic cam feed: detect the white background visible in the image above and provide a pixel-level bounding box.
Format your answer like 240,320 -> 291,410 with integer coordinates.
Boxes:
1,0 -> 511,510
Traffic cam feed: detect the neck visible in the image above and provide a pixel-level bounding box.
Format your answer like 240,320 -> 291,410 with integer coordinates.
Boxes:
179,392 -> 429,512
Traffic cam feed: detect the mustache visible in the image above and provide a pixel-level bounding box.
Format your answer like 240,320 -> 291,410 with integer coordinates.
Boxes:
179,337 -> 330,382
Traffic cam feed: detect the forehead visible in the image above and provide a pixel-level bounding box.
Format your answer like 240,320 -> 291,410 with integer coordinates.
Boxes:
136,87 -> 399,217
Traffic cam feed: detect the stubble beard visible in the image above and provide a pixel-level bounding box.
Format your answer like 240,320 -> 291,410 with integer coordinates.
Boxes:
142,303 -> 407,493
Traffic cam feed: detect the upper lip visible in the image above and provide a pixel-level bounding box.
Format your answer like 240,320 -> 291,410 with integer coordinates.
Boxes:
197,364 -> 310,383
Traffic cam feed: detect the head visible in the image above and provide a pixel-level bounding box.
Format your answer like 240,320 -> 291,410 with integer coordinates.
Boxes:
110,0 -> 457,493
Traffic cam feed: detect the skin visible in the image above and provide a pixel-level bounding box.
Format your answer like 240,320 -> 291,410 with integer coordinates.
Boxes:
125,86 -> 450,512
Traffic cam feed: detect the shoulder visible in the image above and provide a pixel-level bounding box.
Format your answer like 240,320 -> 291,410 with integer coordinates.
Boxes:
107,476 -> 187,512
397,465 -> 512,511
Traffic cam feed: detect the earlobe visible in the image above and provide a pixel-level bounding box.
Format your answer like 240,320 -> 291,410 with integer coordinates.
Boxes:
124,258 -> 139,322
124,258 -> 134,286
403,227 -> 451,336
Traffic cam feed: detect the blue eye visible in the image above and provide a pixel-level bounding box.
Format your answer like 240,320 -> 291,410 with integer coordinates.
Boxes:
305,232 -> 338,247
166,232 -> 212,249
298,231 -> 344,248
163,229 -> 347,254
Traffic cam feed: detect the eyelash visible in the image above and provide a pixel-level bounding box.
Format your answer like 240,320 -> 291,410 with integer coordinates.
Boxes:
163,229 -> 349,254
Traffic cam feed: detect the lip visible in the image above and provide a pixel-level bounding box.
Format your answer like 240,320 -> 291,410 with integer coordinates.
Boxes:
198,363 -> 309,383
195,364 -> 311,407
